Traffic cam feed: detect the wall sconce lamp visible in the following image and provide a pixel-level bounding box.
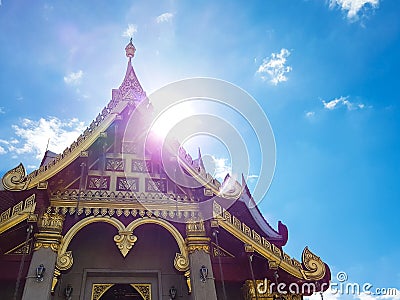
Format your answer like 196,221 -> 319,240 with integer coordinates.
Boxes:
200,265 -> 208,283
169,286 -> 177,299
36,264 -> 45,282
65,284 -> 73,300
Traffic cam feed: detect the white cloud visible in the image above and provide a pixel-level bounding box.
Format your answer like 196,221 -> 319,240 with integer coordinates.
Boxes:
0,146 -> 6,154
122,24 -> 138,38
329,0 -> 379,20
322,96 -> 366,111
0,107 -> 4,114
257,48 -> 292,85
355,290 -> 400,300
64,70 -> 83,85
306,291 -> 341,300
4,117 -> 85,160
156,12 -> 174,23
211,156 -> 232,181
306,111 -> 315,118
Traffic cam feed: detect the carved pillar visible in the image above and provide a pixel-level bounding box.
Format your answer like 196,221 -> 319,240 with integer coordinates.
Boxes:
186,219 -> 217,300
22,212 -> 64,300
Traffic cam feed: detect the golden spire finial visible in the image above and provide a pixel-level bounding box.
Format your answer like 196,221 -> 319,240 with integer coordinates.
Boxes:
125,37 -> 136,58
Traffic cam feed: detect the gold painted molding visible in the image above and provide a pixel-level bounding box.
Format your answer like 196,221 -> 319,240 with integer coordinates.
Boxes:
49,200 -> 201,219
125,217 -> 189,271
57,216 -> 189,272
92,283 -> 114,300
213,201 -> 326,281
0,194 -> 36,235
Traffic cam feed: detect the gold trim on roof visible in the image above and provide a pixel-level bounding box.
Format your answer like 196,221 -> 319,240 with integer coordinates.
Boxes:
1,99 -> 130,191
213,201 -> 326,281
49,201 -> 201,220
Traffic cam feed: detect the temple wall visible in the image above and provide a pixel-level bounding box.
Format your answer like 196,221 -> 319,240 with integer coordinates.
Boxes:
53,222 -> 190,300
215,281 -> 243,300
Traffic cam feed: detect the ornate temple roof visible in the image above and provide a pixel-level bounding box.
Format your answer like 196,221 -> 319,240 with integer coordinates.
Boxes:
0,40 -> 330,291
0,39 -> 287,243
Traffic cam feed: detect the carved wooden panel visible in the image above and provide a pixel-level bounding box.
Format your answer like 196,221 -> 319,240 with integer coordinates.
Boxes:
131,160 -> 151,173
145,178 -> 166,193
87,176 -> 110,190
121,141 -> 137,154
116,177 -> 139,191
105,158 -> 125,172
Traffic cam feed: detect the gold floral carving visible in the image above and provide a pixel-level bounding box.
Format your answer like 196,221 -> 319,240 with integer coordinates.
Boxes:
300,246 -> 326,281
34,213 -> 65,252
187,244 -> 210,253
131,284 -> 151,300
34,232 -> 62,252
1,163 -> 30,191
39,212 -> 65,233
186,236 -> 210,254
186,218 -> 205,236
113,231 -> 137,257
174,253 -> 190,271
56,251 -> 73,270
91,284 -> 114,300
213,201 -> 326,280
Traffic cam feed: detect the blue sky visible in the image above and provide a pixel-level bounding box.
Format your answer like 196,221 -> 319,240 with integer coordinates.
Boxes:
0,0 -> 399,298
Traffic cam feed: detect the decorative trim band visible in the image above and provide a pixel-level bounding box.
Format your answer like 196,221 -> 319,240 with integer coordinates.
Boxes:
213,201 -> 326,281
0,194 -> 36,234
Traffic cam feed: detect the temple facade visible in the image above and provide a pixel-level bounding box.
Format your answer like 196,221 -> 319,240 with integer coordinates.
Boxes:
0,40 -> 330,300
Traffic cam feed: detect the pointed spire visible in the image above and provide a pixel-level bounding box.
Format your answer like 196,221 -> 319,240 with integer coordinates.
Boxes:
115,38 -> 146,103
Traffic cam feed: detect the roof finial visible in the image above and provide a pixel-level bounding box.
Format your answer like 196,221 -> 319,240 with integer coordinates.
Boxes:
125,38 -> 136,58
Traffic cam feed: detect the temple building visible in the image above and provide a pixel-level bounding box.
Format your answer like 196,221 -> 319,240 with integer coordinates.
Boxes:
0,39 -> 330,300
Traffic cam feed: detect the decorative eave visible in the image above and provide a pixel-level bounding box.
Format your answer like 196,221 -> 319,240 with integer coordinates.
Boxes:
213,200 -> 327,281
